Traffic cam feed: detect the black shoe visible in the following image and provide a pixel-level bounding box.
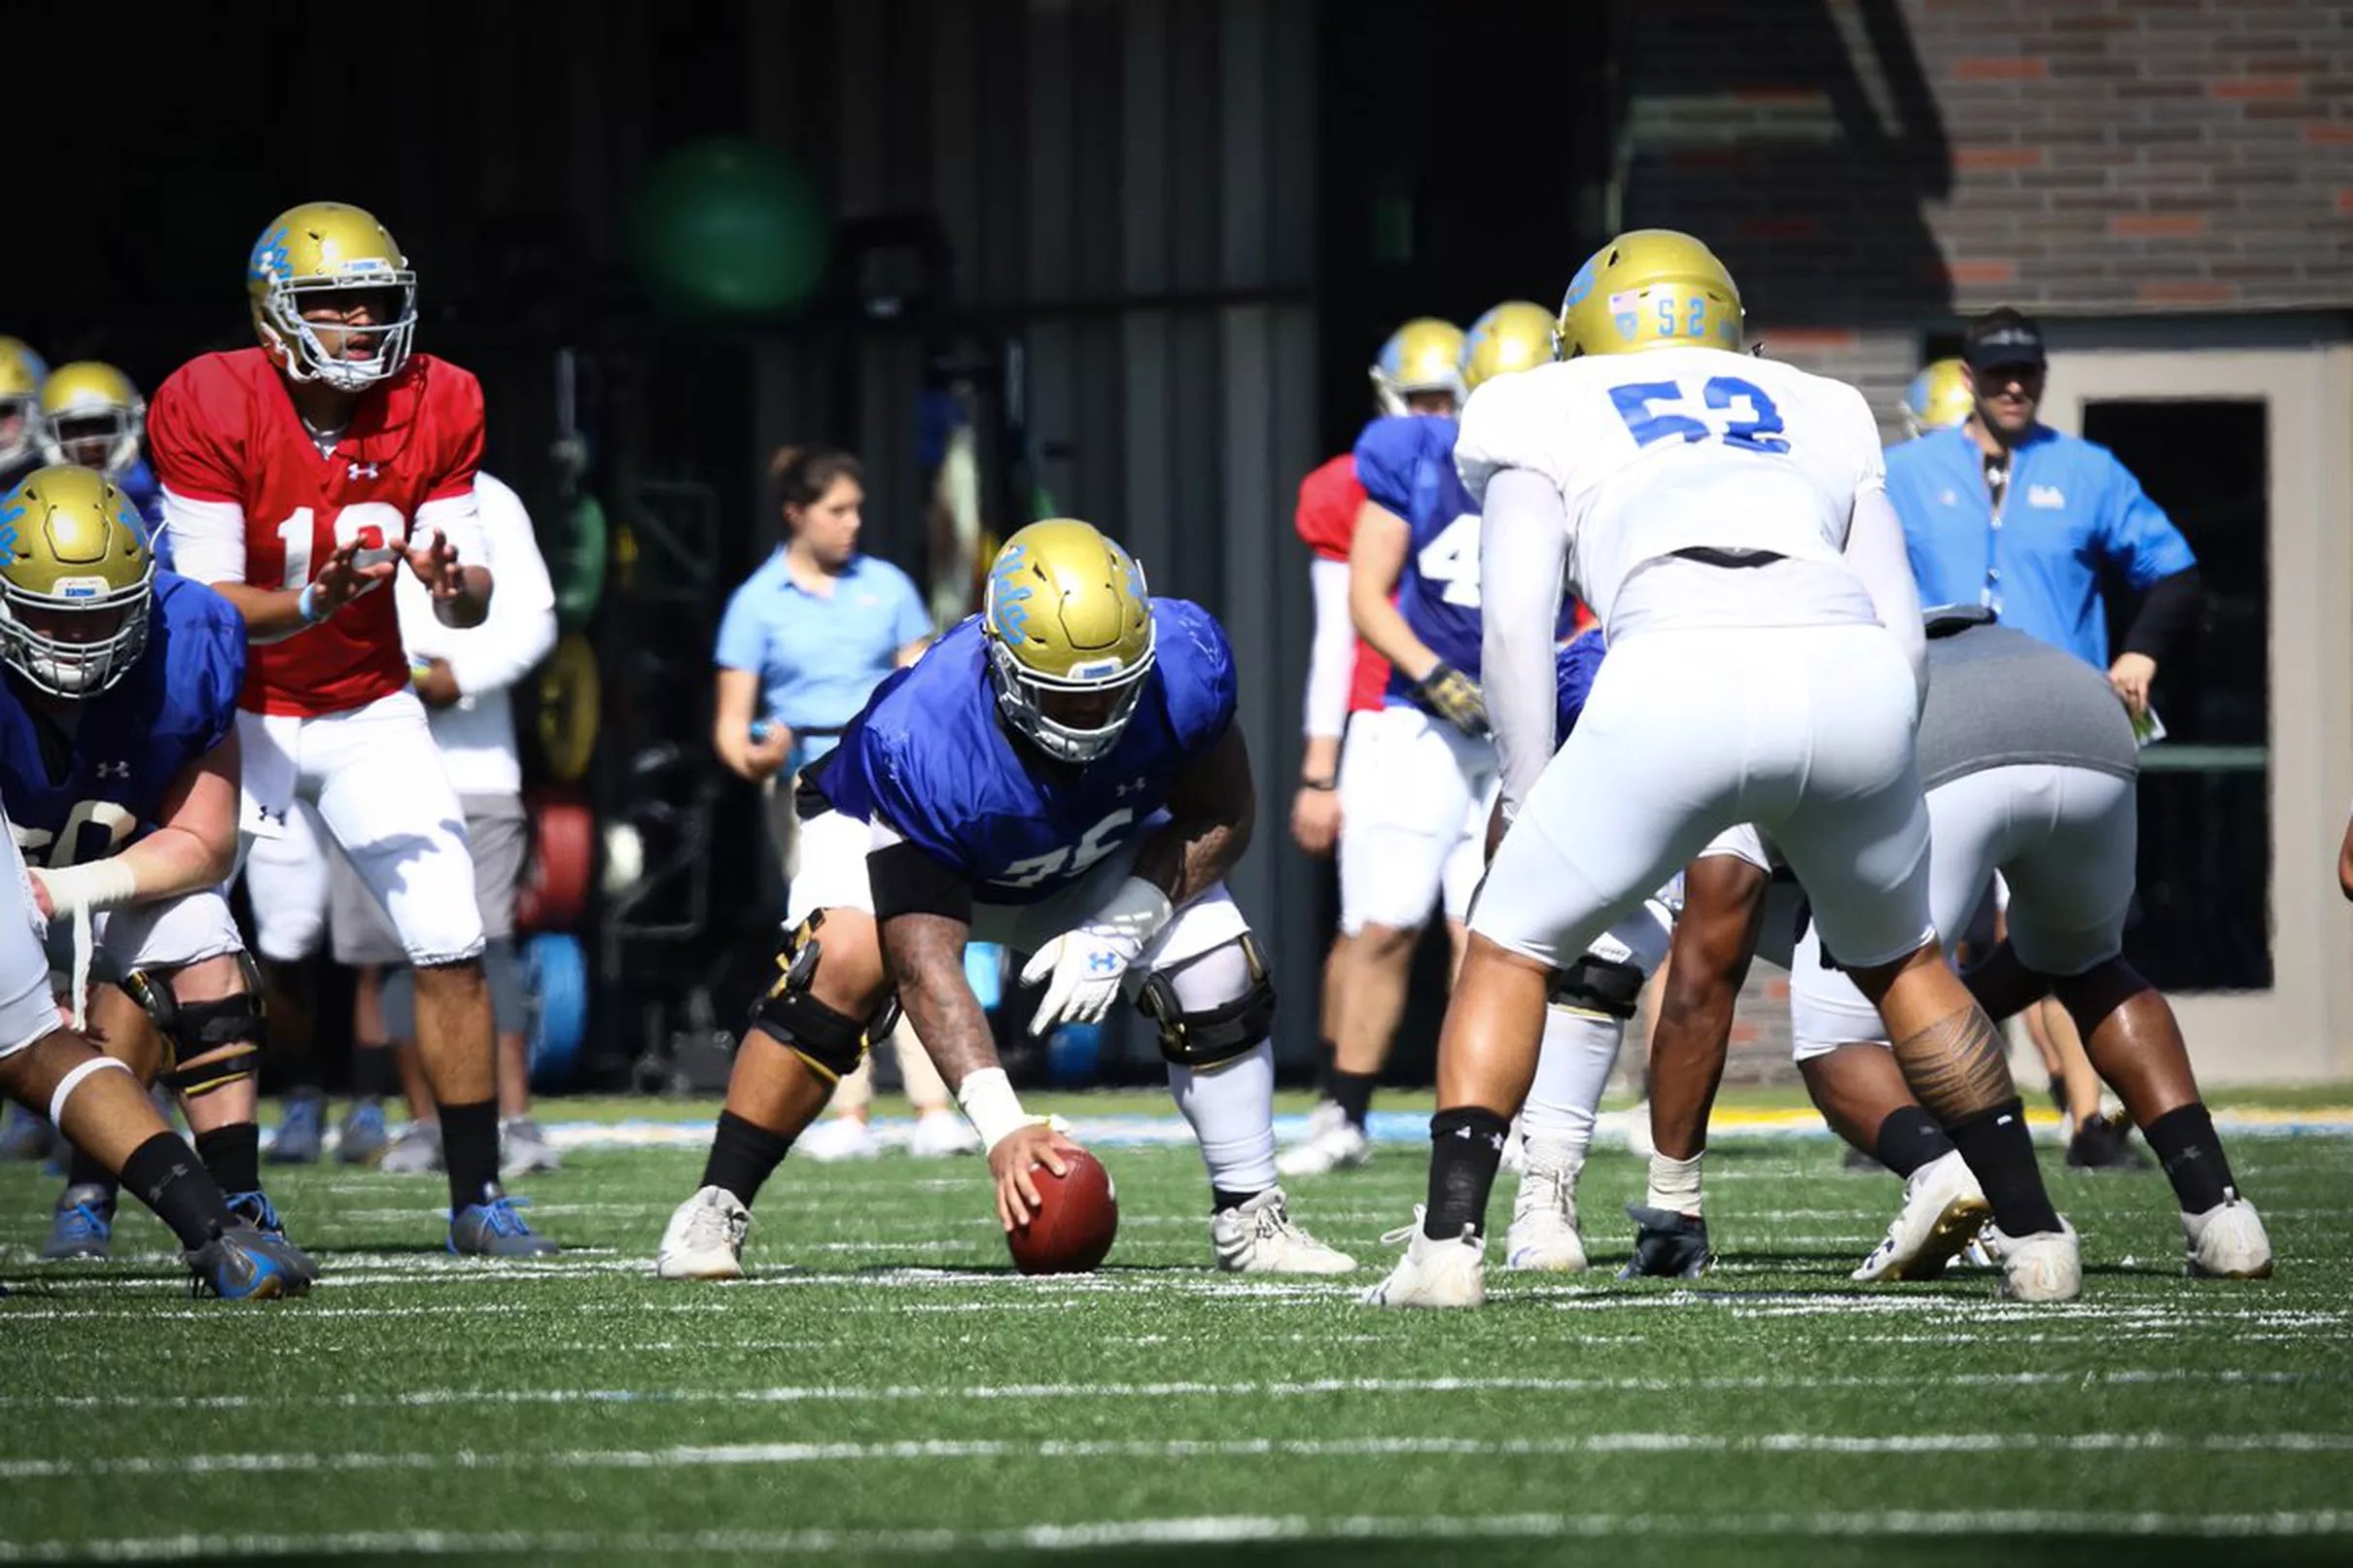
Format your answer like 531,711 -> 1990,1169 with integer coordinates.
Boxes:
1619,1204 -> 1712,1279
2066,1111 -> 2150,1172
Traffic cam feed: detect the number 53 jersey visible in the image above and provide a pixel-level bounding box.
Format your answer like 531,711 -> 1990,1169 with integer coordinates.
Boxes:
813,600 -> 1238,905
1454,346 -> 1885,632
149,347 -> 486,717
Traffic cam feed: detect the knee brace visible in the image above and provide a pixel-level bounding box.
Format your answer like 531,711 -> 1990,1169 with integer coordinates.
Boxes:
1136,934 -> 1277,1071
1548,952 -> 1645,1021
127,953 -> 266,1098
744,913 -> 899,1084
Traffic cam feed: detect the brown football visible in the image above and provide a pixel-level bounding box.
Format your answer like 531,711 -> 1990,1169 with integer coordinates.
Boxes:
1005,1148 -> 1119,1275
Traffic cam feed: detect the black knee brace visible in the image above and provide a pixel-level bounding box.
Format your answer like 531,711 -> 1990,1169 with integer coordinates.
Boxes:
1548,952 -> 1645,1021
129,953 -> 266,1098
744,913 -> 897,1083
1136,934 -> 1277,1070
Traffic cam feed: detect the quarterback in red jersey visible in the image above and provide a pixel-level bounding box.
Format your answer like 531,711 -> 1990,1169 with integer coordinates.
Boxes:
149,200 -> 554,1255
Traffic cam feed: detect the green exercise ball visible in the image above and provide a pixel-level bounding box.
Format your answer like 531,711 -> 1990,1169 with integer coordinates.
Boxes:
631,139 -> 829,317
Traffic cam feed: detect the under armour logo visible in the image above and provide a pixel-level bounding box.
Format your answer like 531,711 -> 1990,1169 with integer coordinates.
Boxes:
348,462 -> 381,480
1114,779 -> 1146,798
255,805 -> 288,826
1087,953 -> 1122,974
95,761 -> 130,781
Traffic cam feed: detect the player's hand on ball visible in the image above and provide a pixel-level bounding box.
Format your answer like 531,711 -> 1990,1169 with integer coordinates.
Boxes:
1414,661 -> 1490,739
1019,880 -> 1173,1035
990,1121 -> 1083,1232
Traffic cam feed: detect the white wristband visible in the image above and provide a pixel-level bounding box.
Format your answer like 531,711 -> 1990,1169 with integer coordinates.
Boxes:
956,1066 -> 1038,1153
35,860 -> 140,918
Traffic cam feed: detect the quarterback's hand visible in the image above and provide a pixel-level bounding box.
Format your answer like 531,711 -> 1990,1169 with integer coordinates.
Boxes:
2108,652 -> 2157,719
1414,661 -> 1490,739
411,657 -> 462,709
312,540 -> 394,617
1018,878 -> 1175,1035
1289,784 -> 1342,857
990,1121 -> 1084,1231
404,528 -> 464,605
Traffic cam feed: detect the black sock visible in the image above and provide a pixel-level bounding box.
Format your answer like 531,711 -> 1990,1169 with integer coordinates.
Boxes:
66,1139 -> 117,1193
1330,1069 -> 1378,1132
1423,1107 -> 1509,1239
194,1124 -> 262,1197
1872,1105 -> 1955,1180
439,1099 -> 502,1209
1311,1038 -> 1336,1099
1949,1098 -> 2061,1237
699,1111 -> 798,1208
1212,1187 -> 1265,1215
120,1132 -> 235,1249
2144,1102 -> 2236,1213
351,1046 -> 403,1099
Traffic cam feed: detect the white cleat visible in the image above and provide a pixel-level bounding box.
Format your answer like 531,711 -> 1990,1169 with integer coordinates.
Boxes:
795,1115 -> 883,1164
1298,1098 -> 1344,1142
1276,1120 -> 1370,1178
1851,1150 -> 1992,1283
1504,1144 -> 1588,1272
2184,1193 -> 2274,1279
655,1185 -> 751,1280
1362,1208 -> 1487,1308
1499,1114 -> 1527,1175
1212,1189 -> 1356,1273
1987,1216 -> 2082,1303
908,1109 -> 982,1159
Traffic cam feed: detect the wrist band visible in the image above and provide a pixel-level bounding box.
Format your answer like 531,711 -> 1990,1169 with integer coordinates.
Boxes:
956,1066 -> 1038,1152
1298,777 -> 1337,792
297,583 -> 323,624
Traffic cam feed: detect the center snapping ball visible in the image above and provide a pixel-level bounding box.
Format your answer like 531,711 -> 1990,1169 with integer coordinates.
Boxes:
1006,1148 -> 1119,1275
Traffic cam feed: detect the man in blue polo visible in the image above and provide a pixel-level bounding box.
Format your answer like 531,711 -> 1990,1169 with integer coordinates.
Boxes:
1886,308 -> 2202,721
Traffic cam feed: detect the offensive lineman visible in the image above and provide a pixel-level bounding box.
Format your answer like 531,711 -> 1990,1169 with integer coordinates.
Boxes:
659,520 -> 1352,1278
1366,229 -> 2079,1307
148,200 -> 552,1255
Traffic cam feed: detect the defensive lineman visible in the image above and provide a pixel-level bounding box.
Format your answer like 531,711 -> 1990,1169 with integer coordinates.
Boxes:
1366,230 -> 2079,1307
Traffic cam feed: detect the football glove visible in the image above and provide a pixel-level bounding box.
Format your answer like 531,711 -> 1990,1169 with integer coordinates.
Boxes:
1414,661 -> 1489,739
1020,878 -> 1175,1035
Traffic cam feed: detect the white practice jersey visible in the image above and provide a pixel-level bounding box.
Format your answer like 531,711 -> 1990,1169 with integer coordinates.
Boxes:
1455,346 -> 1887,632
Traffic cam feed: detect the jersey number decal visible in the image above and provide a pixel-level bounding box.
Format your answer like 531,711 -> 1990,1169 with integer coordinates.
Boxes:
13,801 -> 136,870
1416,515 -> 1482,609
273,502 -> 408,591
1607,376 -> 1789,455
995,809 -> 1136,891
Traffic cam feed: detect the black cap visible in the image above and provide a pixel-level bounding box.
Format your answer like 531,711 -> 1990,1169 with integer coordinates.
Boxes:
1962,307 -> 2046,372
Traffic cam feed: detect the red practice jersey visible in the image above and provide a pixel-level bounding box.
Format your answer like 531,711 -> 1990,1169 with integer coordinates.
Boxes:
150,348 -> 483,717
1291,451 -> 1390,714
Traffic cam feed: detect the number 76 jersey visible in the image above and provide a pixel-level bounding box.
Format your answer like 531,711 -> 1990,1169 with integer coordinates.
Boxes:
1454,346 -> 1885,631
149,347 -> 484,717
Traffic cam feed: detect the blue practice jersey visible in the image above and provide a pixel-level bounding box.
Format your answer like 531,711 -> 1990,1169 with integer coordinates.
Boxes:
816,599 -> 1238,904
115,459 -> 169,570
0,573 -> 246,869
1354,415 -> 1484,704
1555,632 -> 1606,742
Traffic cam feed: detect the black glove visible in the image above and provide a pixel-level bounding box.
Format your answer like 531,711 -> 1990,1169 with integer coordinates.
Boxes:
1414,660 -> 1489,739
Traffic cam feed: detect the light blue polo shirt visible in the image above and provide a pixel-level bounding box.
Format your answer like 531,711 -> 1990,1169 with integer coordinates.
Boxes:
715,550 -> 931,766
1885,424 -> 2195,670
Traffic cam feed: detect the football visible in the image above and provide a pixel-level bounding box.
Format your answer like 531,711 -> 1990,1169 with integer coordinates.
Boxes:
1005,1148 -> 1119,1275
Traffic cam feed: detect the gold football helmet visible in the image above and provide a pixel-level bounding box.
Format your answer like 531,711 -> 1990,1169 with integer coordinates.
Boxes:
0,336 -> 49,470
0,466 -> 157,698
1553,229 -> 1743,359
38,363 -> 146,474
247,200 -> 418,391
1370,318 -> 1467,416
1900,358 -> 1974,440
1460,300 -> 1558,393
982,519 -> 1156,764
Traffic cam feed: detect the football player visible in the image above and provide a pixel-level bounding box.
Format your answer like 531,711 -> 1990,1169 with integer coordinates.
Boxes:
1898,358 -> 1972,441
38,363 -> 162,540
0,337 -> 48,492
1367,229 -> 2078,1308
1282,303 -> 1567,1178
0,466 -> 315,1297
149,200 -> 552,1255
1287,318 -> 1458,1146
1651,610 -> 2270,1283
659,520 -> 1353,1279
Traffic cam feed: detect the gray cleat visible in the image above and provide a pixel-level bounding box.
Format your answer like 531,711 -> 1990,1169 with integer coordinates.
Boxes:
1620,1203 -> 1713,1280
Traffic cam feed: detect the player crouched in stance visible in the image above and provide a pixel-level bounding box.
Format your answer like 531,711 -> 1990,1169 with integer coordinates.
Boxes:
1366,230 -> 2080,1309
0,468 -> 313,1297
660,520 -> 1353,1279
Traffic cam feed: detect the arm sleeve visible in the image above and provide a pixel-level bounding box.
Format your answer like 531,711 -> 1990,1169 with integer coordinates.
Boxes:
1846,487 -> 1928,704
1301,557 -> 1356,741
1479,469 -> 1571,819
2120,565 -> 2202,662
713,584 -> 768,673
159,493 -> 250,587
440,478 -> 560,697
2096,455 -> 2197,590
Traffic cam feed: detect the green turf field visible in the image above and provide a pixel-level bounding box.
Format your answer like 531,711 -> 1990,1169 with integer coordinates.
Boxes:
1,1114 -> 2347,1564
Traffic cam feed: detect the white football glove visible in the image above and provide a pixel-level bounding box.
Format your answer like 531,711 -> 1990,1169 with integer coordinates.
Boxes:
1019,877 -> 1175,1035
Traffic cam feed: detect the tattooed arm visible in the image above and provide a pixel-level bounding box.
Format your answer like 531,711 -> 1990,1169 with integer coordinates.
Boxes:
1127,724 -> 1255,905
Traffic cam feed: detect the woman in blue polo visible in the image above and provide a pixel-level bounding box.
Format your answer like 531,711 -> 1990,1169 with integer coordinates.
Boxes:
713,445 -> 973,1160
